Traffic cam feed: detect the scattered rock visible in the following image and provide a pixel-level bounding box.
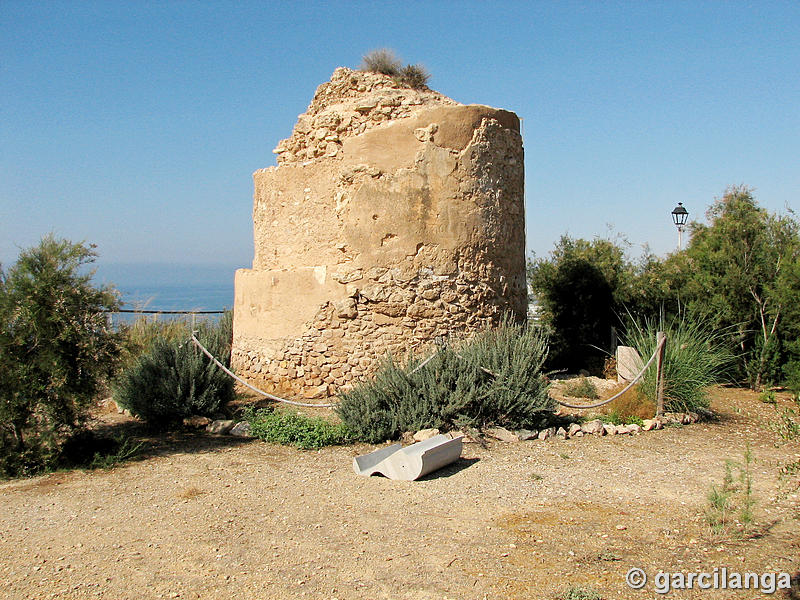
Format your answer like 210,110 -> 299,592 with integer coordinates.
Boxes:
567,423 -> 582,437
515,429 -> 538,441
229,422 -> 253,437
626,424 -> 642,435
556,427 -> 567,439
401,431 -> 416,445
642,418 -> 663,431
183,416 -> 211,428
485,427 -> 519,442
614,425 -> 629,435
538,427 -> 556,441
581,419 -> 605,436
603,423 -> 617,436
207,420 -> 235,435
413,428 -> 440,442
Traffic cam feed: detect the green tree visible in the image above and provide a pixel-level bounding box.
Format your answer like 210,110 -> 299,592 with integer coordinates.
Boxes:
683,186 -> 800,389
0,236 -> 121,476
527,234 -> 653,371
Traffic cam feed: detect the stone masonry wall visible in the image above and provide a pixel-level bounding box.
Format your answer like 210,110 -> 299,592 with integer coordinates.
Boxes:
232,68 -> 526,399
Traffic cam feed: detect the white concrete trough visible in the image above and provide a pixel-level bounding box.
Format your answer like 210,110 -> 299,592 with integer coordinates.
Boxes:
353,434 -> 464,481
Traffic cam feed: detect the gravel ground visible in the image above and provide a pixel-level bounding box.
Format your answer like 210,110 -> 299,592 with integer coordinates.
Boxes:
1,387 -> 798,600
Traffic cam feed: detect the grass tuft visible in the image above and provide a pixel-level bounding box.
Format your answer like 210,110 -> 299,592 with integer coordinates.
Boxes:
555,585 -> 604,600
759,390 -> 777,404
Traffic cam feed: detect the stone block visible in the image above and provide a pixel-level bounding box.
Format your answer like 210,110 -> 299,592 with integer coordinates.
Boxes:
413,428 -> 440,442
581,419 -> 605,436
485,427 -> 519,442
616,346 -> 643,383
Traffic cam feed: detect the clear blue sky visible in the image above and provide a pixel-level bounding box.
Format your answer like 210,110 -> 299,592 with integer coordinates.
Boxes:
2,0 -> 799,271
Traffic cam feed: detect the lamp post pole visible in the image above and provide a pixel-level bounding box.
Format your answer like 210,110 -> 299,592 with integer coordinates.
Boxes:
671,203 -> 689,251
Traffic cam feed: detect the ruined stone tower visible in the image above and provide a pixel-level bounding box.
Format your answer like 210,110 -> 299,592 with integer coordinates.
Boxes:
232,67 -> 526,398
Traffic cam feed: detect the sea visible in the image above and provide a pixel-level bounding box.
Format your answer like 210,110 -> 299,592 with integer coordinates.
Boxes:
92,263 -> 239,324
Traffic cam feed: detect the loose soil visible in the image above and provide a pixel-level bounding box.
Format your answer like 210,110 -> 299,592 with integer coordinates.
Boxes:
1,387 -> 798,600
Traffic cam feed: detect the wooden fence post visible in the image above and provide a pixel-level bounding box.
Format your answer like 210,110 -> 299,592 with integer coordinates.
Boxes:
656,331 -> 666,417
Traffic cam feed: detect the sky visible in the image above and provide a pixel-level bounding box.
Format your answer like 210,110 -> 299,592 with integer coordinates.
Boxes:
2,0 -> 799,274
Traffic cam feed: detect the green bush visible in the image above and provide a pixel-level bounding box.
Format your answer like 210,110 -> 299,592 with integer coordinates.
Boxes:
245,407 -> 349,450
336,320 -> 553,443
0,236 -> 122,478
113,312 -> 234,428
360,48 -> 402,76
624,313 -> 733,413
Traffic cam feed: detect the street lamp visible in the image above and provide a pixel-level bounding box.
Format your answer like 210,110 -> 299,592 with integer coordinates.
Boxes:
671,202 -> 689,250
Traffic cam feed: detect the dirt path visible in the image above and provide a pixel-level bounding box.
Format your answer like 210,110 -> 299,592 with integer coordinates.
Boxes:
1,387 -> 798,600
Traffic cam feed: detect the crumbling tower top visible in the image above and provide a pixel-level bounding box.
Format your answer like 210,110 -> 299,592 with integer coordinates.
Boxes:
272,67 -> 459,165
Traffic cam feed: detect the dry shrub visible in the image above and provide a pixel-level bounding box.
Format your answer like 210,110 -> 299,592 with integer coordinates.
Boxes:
359,49 -> 431,89
397,64 -> 430,89
600,383 -> 655,422
360,48 -> 402,76
603,356 -> 617,380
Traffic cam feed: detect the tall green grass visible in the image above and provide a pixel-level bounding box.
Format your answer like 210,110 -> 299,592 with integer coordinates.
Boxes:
336,319 -> 553,443
624,313 -> 733,413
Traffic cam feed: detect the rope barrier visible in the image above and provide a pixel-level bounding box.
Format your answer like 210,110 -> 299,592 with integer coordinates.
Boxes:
190,335 -> 338,409
556,335 -> 667,409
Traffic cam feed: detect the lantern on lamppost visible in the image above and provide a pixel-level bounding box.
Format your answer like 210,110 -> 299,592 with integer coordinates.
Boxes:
671,202 -> 689,250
